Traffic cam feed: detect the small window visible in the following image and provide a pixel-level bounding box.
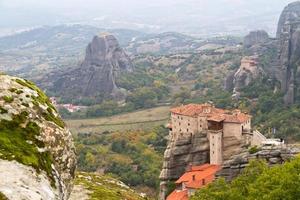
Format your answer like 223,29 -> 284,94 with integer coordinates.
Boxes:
200,125 -> 202,128
202,179 -> 205,185
188,123 -> 190,126
179,122 -> 181,126
181,117 -> 183,120
187,129 -> 189,132
178,116 -> 179,119
213,151 -> 214,154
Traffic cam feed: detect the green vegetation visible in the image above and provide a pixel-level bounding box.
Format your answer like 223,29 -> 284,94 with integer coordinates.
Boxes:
66,106 -> 170,133
192,156 -> 300,200
74,172 -> 148,200
15,79 -> 56,111
0,192 -> 8,200
75,125 -> 168,197
42,107 -> 65,128
0,107 -> 7,114
2,96 -> 14,103
248,146 -> 260,154
0,111 -> 55,186
14,78 -> 64,128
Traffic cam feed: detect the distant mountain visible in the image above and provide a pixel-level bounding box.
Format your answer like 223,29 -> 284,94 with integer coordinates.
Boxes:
0,24 -> 145,51
0,24 -> 241,79
0,25 -> 145,78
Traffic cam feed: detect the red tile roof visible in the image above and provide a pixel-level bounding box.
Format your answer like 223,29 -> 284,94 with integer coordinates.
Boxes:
171,103 -> 251,124
166,190 -> 188,200
175,164 -> 221,189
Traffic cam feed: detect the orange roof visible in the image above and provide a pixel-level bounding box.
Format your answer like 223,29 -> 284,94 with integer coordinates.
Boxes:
175,164 -> 221,189
166,190 -> 188,200
170,103 -> 225,117
171,103 -> 251,124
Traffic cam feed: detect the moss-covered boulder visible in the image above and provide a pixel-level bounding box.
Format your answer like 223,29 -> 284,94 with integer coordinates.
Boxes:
0,75 -> 76,200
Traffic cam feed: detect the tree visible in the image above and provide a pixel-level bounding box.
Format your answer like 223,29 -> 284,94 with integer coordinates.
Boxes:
192,157 -> 300,200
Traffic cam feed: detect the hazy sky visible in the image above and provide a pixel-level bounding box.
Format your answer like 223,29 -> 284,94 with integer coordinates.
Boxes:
0,0 -> 297,35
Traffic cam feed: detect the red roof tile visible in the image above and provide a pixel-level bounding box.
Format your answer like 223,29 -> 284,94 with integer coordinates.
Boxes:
166,190 -> 188,200
175,164 -> 221,189
171,103 -> 251,124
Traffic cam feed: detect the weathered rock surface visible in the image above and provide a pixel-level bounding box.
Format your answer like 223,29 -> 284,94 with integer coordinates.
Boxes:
277,1 -> 300,105
49,33 -> 133,100
159,132 -> 244,181
159,133 -> 209,181
0,75 -> 76,200
244,30 -> 269,48
226,56 -> 264,98
217,146 -> 300,181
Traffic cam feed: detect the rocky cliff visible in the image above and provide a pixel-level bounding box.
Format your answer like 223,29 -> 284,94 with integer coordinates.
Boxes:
159,132 -> 245,182
218,146 -> 300,181
0,75 -> 76,200
50,33 -> 133,100
277,1 -> 300,105
226,1 -> 300,104
244,30 -> 269,48
225,56 -> 264,98
159,133 -> 209,181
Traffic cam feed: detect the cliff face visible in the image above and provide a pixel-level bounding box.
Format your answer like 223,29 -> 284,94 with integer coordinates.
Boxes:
0,75 -> 76,200
226,2 -> 300,104
159,133 -> 209,181
52,33 -> 133,100
244,30 -> 269,48
218,146 -> 300,181
159,132 -> 245,182
225,56 -> 264,98
277,1 -> 300,105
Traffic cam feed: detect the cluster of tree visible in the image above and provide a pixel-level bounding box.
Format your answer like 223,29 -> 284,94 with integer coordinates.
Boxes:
192,157 -> 300,200
75,125 -> 168,190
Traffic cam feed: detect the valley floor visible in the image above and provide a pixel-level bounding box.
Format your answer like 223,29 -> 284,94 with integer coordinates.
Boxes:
66,106 -> 170,133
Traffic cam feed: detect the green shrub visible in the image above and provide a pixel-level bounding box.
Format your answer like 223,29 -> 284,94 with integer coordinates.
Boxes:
2,96 -> 13,103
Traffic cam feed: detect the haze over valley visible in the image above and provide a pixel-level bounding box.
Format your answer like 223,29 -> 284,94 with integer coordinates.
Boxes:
2,1 -> 300,200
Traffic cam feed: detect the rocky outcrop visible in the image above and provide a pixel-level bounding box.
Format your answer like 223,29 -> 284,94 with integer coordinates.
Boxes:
159,132 -> 209,181
218,146 -> 300,181
277,1 -> 300,105
50,33 -> 133,100
0,75 -> 76,200
159,132 -> 245,182
225,56 -> 264,98
244,30 -> 269,48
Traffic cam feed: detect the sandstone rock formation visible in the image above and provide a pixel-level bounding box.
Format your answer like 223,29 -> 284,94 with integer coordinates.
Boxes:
244,30 -> 269,48
0,75 -> 76,200
160,132 -> 245,182
218,146 -> 300,181
225,56 -> 264,98
51,33 -> 133,100
159,133 -> 209,181
277,1 -> 300,105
